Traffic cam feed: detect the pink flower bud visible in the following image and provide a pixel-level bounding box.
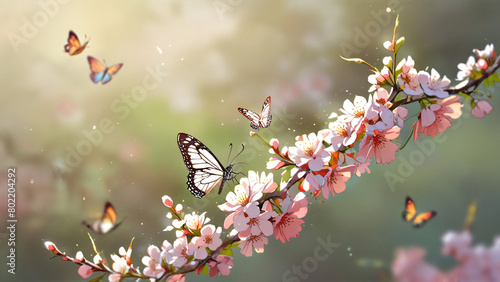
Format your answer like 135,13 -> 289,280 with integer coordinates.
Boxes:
162,195 -> 174,208
476,58 -> 488,70
78,265 -> 94,279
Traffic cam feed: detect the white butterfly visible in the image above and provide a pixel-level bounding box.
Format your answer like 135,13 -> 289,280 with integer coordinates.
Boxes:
238,96 -> 272,130
177,133 -> 243,198
82,202 -> 122,234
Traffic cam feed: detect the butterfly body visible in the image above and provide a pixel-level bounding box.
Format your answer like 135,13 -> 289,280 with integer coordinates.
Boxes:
238,96 -> 272,130
82,201 -> 122,234
402,196 -> 436,228
87,56 -> 123,84
65,30 -> 89,56
177,133 -> 238,198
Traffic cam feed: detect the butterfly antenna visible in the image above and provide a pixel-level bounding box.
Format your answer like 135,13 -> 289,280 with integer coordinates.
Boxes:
227,143 -> 233,164
230,144 -> 245,164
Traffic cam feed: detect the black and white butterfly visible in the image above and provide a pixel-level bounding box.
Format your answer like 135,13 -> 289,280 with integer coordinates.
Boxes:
177,133 -> 243,198
238,96 -> 272,130
82,201 -> 122,235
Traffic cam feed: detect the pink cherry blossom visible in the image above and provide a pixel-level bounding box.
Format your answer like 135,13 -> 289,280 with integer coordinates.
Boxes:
110,253 -> 129,275
397,56 -> 424,96
365,88 -> 396,131
368,57 -> 393,91
142,245 -> 166,279
301,164 -> 356,199
208,255 -> 234,277
233,202 -> 276,238
392,247 -> 445,281
169,237 -> 190,268
337,95 -> 370,129
372,87 -> 392,107
118,245 -> 132,265
267,157 -> 285,170
358,126 -> 401,164
413,96 -> 463,141
471,100 -> 493,119
190,225 -> 223,259
288,132 -> 330,171
320,165 -> 356,199
184,211 -> 209,232
219,171 -> 277,229
247,170 -> 279,194
326,120 -> 357,151
239,233 -> 269,257
441,230 -> 472,262
77,265 -> 94,279
393,229 -> 500,281
161,240 -> 174,264
418,69 -> 450,98
273,192 -> 309,243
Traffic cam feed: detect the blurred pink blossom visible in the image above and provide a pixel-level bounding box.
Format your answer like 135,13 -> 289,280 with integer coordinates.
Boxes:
471,100 -> 493,119
393,230 -> 500,281
77,265 -> 94,279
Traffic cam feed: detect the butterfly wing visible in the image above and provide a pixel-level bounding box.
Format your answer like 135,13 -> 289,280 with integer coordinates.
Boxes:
238,96 -> 272,130
238,108 -> 262,130
87,56 -> 106,83
101,63 -> 123,84
98,201 -> 120,234
259,96 -> 272,128
82,202 -> 121,234
402,196 -> 416,222
412,211 -> 436,228
177,133 -> 226,198
65,31 -> 88,55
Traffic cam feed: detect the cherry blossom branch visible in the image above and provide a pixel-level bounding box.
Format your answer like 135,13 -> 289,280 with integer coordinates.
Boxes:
389,48 -> 500,111
170,234 -> 240,277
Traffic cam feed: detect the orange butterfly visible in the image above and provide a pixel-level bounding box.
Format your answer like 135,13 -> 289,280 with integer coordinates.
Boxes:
82,201 -> 122,234
402,196 -> 436,228
64,30 -> 89,56
87,56 -> 123,84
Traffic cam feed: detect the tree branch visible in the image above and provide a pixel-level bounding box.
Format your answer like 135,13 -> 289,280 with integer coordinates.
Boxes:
389,55 -> 500,111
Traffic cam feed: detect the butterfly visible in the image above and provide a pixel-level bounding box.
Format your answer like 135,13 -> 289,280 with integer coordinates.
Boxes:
87,56 -> 123,84
177,133 -> 243,198
64,30 -> 89,56
82,201 -> 122,234
402,196 -> 437,228
238,96 -> 272,130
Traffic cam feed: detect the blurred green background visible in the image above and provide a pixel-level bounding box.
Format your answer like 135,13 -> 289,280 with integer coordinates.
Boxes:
1,0 -> 500,281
